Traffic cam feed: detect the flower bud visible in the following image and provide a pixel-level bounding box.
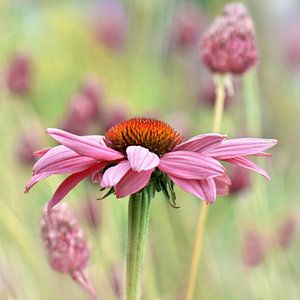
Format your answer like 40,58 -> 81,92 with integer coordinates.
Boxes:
92,0 -> 127,51
242,229 -> 265,267
277,215 -> 297,249
170,3 -> 206,50
41,204 -> 90,274
229,166 -> 251,195
6,53 -> 32,95
201,3 -> 257,74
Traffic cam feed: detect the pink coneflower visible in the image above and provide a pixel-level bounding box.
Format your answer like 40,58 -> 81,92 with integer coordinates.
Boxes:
26,118 -> 276,209
201,3 -> 257,74
41,204 -> 97,299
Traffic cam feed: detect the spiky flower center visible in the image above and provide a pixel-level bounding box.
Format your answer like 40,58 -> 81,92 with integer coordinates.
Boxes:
105,118 -> 183,156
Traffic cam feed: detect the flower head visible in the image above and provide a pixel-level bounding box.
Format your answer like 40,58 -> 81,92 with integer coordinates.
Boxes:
201,2 -> 257,74
41,204 -> 90,273
170,3 -> 206,50
6,53 -> 32,95
26,118 -> 276,209
242,229 -> 265,267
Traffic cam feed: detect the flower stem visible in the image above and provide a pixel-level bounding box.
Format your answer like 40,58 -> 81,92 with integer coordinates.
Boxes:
185,75 -> 226,300
126,191 -> 152,300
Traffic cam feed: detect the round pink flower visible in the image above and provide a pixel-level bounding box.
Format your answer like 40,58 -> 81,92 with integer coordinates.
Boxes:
41,204 -> 89,273
26,118 -> 276,209
6,53 -> 32,95
201,3 -> 257,74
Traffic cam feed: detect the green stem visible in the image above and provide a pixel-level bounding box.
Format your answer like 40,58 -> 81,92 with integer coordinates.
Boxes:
126,191 -> 152,300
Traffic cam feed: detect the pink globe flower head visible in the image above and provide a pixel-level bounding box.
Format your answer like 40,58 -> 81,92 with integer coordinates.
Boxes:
61,94 -> 95,135
277,215 -> 297,249
41,204 -> 97,299
25,118 -> 276,210
242,229 -> 265,267
16,130 -> 42,166
6,53 -> 32,95
170,2 -> 206,50
228,165 -> 251,195
41,204 -> 90,274
92,0 -> 127,51
282,21 -> 300,68
201,2 -> 257,74
80,78 -> 103,120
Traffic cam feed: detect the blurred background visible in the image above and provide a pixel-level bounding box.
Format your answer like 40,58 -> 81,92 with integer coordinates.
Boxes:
0,0 -> 300,299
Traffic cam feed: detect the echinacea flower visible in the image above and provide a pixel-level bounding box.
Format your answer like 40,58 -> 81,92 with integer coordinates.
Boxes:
26,118 -> 276,209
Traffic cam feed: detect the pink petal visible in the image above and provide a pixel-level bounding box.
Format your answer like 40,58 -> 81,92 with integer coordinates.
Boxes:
174,133 -> 225,153
170,176 -> 217,203
101,161 -> 131,187
224,157 -> 271,180
209,138 -> 277,159
214,175 -> 231,196
47,128 -> 124,161
159,151 -> 224,180
47,164 -> 104,211
115,169 -> 154,198
126,146 -> 160,171
33,145 -> 97,175
33,148 -> 51,158
24,173 -> 50,193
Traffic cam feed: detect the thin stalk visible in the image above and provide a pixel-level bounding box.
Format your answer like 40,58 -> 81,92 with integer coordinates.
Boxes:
185,75 -> 226,300
126,191 -> 152,300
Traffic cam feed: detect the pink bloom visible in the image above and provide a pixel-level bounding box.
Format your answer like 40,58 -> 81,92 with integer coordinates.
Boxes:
242,229 -> 265,267
41,204 -> 97,299
91,0 -> 127,51
6,53 -> 32,95
170,3 -> 206,50
228,165 -> 251,195
201,3 -> 257,74
61,79 -> 103,135
26,118 -> 276,209
277,215 -> 297,249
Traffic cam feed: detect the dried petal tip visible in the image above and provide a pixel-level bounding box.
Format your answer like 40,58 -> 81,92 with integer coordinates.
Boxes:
201,2 -> 257,74
41,204 -> 90,274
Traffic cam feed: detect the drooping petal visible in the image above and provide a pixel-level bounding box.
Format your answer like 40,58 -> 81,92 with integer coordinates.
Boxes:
159,151 -> 224,180
24,173 -> 50,193
214,174 -> 231,196
170,176 -> 217,203
115,169 -> 154,198
33,145 -> 97,175
47,164 -> 104,211
209,138 -> 277,159
47,128 -> 124,161
126,146 -> 160,171
224,157 -> 270,180
174,133 -> 225,153
101,161 -> 131,187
